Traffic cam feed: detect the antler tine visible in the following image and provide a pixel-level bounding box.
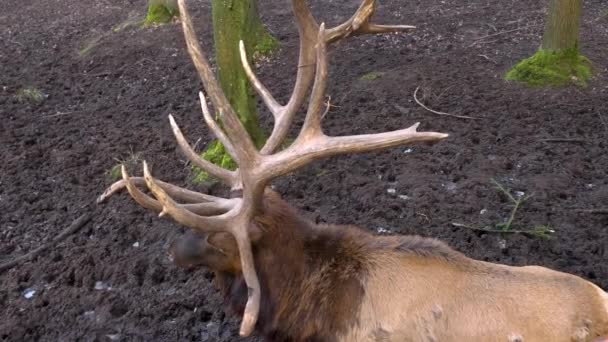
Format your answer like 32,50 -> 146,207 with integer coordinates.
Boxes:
142,161 -> 239,232
177,0 -> 258,165
239,41 -> 282,117
230,220 -> 261,337
120,165 -> 234,216
325,0 -> 416,43
169,114 -> 238,187
265,123 -> 448,181
299,23 -> 329,140
198,92 -> 240,167
98,175 -> 228,204
121,165 -> 163,212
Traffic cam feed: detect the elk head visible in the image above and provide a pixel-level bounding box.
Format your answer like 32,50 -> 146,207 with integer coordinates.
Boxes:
98,0 -> 446,336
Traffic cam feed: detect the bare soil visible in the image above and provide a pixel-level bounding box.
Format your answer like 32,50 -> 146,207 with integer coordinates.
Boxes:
1,0 -> 607,340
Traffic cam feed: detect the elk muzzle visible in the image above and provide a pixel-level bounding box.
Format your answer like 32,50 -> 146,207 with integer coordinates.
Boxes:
170,230 -> 241,273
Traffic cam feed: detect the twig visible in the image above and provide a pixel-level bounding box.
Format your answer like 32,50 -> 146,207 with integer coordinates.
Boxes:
413,87 -> 478,120
478,54 -> 498,65
468,24 -> 542,47
540,138 -> 586,143
42,111 -> 83,118
0,212 -> 93,273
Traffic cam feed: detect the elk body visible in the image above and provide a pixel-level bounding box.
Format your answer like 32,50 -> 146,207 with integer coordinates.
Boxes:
171,192 -> 608,342
98,0 -> 608,341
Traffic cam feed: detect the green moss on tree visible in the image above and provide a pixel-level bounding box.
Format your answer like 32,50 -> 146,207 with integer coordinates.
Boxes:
253,33 -> 280,58
192,141 -> 237,183
192,0 -> 279,183
144,0 -> 179,26
506,48 -> 592,87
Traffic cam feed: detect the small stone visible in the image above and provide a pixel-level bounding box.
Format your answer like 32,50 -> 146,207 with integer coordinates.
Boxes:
387,188 -> 396,195
480,208 -> 487,215
23,288 -> 36,299
403,148 -> 414,154
514,191 -> 525,198
377,227 -> 391,234
94,281 -> 109,291
132,242 -> 140,248
398,195 -> 410,200
498,239 -> 507,250
106,334 -> 121,341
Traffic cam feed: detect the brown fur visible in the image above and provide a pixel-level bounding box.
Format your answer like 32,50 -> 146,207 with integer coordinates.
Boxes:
171,191 -> 608,341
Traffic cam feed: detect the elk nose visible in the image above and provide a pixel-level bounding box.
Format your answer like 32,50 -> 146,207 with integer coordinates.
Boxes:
169,232 -> 206,269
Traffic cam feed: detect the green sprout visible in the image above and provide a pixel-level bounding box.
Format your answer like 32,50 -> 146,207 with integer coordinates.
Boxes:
452,178 -> 554,239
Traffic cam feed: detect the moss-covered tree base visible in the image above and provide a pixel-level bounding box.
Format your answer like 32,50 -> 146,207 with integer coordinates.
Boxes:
144,1 -> 179,26
506,48 -> 592,87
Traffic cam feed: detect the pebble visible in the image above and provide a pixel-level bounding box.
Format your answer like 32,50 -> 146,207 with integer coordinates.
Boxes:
23,288 -> 36,299
94,281 -> 110,291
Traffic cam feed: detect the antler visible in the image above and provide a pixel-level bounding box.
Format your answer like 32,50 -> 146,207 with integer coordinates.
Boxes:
98,0 -> 443,337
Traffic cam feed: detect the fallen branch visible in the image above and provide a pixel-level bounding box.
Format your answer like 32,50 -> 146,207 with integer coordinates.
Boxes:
468,24 -> 542,47
413,87 -> 478,120
0,212 -> 93,273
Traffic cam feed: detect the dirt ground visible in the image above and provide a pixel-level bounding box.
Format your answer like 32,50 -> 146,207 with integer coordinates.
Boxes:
1,0 -> 607,340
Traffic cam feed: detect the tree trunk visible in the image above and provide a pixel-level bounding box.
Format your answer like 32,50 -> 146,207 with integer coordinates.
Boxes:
211,0 -> 271,148
542,0 -> 582,51
193,1 -> 277,181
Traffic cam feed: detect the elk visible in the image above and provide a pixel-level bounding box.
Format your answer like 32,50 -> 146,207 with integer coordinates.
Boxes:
98,0 -> 608,340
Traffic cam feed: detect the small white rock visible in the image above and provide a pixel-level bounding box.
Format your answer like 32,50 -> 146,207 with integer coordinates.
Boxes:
480,209 -> 487,215
132,242 -> 140,248
498,239 -> 507,250
514,191 -> 525,198
23,289 -> 36,299
387,188 -> 396,195
377,227 -> 391,234
586,183 -> 594,189
403,148 -> 414,154
94,281 -> 109,291
398,195 -> 410,200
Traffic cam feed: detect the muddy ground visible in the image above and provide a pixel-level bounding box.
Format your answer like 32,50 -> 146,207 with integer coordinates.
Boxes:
1,0 -> 608,340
